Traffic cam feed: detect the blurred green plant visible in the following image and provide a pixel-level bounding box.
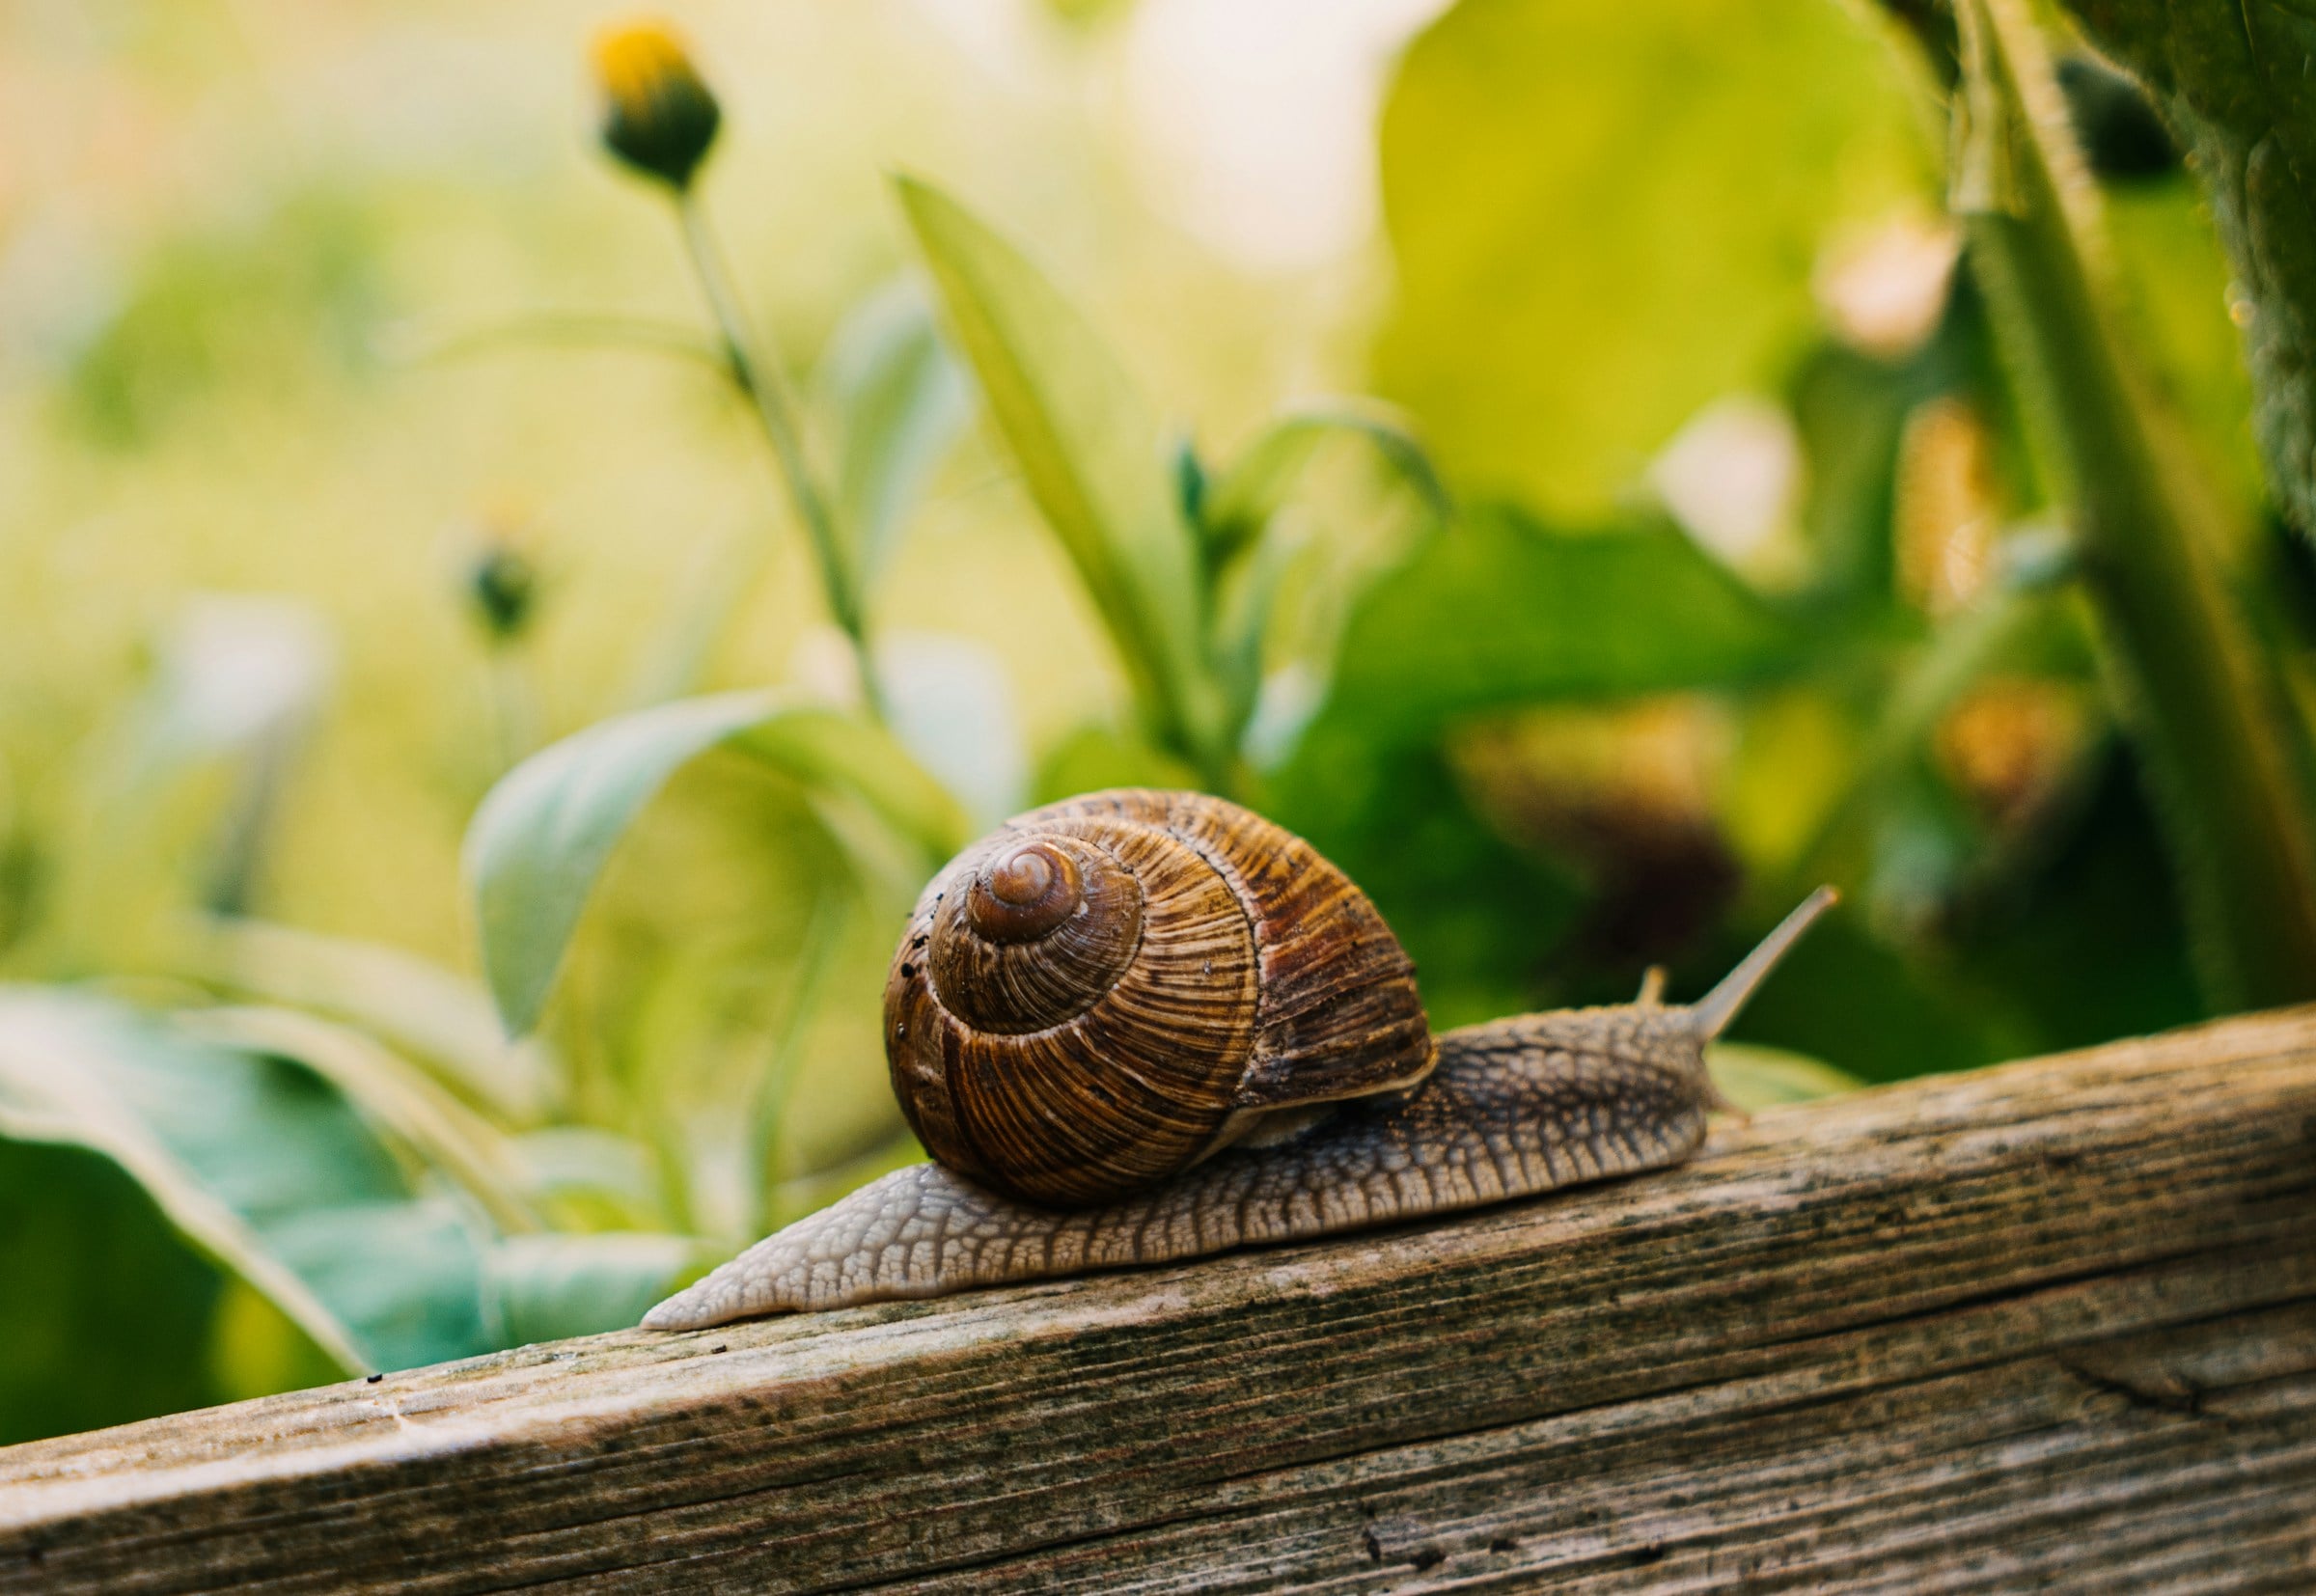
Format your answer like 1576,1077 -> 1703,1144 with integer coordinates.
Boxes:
14,0 -> 2316,1449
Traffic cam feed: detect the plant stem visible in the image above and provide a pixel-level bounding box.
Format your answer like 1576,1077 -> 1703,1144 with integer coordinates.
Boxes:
1952,0 -> 2316,1009
742,894 -> 846,1238
676,194 -> 886,722
483,647 -> 536,776
1786,541 -> 2072,894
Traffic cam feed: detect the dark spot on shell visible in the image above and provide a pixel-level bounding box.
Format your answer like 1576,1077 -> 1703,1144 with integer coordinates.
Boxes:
900,962 -> 916,978
366,1373 -> 383,1384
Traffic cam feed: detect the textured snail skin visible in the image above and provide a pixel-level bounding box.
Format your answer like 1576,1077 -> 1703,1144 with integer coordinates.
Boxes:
644,1004 -> 1716,1328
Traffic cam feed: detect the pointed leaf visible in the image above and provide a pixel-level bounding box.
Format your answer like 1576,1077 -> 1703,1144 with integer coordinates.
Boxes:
0,989 -> 490,1372
465,692 -> 966,1032
182,1005 -> 537,1233
1203,403 -> 1450,567
895,176 -> 1230,773
185,917 -> 561,1121
1706,1041 -> 1864,1110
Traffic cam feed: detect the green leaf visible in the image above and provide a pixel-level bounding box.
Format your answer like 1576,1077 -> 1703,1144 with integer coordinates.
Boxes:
730,703 -> 973,865
182,1005 -> 536,1233
1706,1041 -> 1865,1110
1202,402 -> 1450,568
1308,504 -> 1806,748
486,1232 -> 699,1344
894,176 -> 1231,776
1375,0 -> 1936,513
1211,517 -> 1308,738
0,1138 -> 226,1445
510,1127 -> 664,1224
2052,0 -> 2316,531
466,693 -> 788,1034
184,916 -> 561,1122
465,692 -> 966,1033
0,989 -> 489,1373
817,280 -> 975,585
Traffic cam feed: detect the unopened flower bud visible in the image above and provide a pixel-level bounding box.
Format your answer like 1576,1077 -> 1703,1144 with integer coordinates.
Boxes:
466,543 -> 538,643
591,20 -> 721,191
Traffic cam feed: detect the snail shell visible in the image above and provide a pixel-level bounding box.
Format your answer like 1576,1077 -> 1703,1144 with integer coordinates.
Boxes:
882,789 -> 1434,1207
642,789 -> 1837,1330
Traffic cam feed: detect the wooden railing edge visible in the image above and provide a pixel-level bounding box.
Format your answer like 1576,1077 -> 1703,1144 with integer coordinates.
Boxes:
2,1007 -> 2313,1592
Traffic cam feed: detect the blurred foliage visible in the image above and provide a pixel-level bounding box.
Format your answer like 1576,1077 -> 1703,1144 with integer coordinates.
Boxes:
1374,0 -> 1939,513
2054,0 -> 2316,532
6,0 -> 2315,1450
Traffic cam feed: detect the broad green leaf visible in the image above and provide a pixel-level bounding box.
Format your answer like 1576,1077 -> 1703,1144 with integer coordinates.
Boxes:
731,704 -> 972,865
1307,504 -> 1806,748
895,176 -> 1232,776
465,692 -> 966,1033
0,1139 -> 225,1445
486,1232 -> 699,1344
181,1005 -> 536,1233
185,916 -> 560,1121
2052,0 -> 2316,531
1375,0 -> 1936,513
262,1199 -> 486,1370
1707,1042 -> 1865,1110
1202,403 -> 1450,568
0,989 -> 489,1372
817,280 -> 975,584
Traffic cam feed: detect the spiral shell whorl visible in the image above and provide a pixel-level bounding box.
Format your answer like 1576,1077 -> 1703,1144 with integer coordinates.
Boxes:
885,790 -> 1433,1208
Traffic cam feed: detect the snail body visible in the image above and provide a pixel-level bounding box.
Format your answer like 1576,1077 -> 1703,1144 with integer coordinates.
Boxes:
644,791 -> 1834,1330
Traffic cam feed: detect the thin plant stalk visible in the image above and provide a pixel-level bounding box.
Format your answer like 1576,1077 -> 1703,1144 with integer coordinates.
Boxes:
675,194 -> 886,722
741,893 -> 848,1238
1952,0 -> 2316,1009
483,647 -> 537,776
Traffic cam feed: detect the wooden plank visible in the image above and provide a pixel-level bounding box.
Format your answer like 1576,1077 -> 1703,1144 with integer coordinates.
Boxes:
1,1008 -> 2313,1593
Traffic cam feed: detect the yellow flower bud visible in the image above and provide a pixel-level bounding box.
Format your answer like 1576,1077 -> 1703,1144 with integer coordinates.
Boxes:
591,20 -> 721,191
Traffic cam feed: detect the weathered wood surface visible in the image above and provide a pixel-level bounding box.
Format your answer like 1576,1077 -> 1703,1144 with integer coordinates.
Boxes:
3,1010 -> 2314,1593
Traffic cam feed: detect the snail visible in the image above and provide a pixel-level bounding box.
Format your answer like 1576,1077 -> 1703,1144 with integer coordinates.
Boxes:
644,789 -> 1834,1329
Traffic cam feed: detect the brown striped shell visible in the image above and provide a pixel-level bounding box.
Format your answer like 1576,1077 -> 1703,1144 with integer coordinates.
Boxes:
883,789 -> 1436,1208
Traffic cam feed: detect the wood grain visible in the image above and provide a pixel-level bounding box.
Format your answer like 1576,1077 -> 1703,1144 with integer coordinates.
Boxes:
3,1009 -> 2313,1593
